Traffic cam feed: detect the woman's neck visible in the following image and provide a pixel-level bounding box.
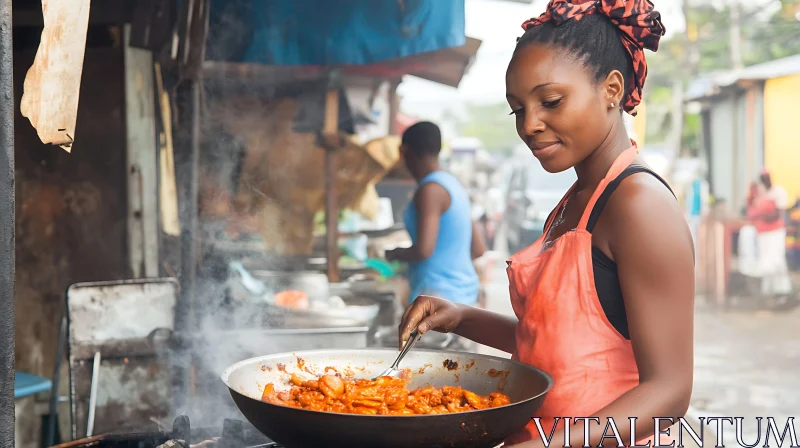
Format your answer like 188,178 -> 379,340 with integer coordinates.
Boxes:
574,119 -> 632,193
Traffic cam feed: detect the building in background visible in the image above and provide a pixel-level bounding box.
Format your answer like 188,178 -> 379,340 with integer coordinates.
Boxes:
687,54 -> 800,213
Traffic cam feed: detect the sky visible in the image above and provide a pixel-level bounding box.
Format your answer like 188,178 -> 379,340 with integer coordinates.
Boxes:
398,0 -> 687,121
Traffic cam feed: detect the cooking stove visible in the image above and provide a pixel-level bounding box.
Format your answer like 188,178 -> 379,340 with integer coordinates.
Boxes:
182,417 -> 279,448
58,416 -> 281,448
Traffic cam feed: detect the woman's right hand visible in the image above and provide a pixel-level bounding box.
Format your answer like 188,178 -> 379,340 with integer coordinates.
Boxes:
398,296 -> 463,349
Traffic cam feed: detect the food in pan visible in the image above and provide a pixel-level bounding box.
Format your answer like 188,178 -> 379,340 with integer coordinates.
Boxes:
261,373 -> 511,415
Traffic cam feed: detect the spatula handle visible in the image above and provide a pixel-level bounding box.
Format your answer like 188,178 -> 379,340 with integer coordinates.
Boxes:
392,326 -> 422,369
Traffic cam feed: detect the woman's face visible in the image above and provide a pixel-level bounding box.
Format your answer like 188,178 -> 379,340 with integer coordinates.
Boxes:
505,43 -> 621,173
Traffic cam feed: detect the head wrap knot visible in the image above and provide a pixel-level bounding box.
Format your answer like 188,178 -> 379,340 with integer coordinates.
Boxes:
521,0 -> 665,113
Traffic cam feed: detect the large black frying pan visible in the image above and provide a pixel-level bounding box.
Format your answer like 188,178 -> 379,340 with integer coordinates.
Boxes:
221,348 -> 553,448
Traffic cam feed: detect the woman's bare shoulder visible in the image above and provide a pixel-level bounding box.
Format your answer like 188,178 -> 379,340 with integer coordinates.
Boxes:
603,171 -> 694,260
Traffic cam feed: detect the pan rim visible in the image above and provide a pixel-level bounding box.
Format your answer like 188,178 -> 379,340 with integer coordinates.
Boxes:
220,347 -> 554,420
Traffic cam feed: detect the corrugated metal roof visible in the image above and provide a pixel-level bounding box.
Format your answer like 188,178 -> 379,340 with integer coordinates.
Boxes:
685,75 -> 720,101
686,53 -> 800,101
717,53 -> 800,85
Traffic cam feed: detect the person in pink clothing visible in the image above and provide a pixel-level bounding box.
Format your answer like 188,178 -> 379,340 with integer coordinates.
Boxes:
747,173 -> 793,297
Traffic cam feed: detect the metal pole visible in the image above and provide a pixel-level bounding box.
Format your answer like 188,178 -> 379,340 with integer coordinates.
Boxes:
0,0 -> 14,446
174,79 -> 200,413
325,146 -> 339,283
173,0 -> 207,416
46,314 -> 67,446
178,81 -> 200,331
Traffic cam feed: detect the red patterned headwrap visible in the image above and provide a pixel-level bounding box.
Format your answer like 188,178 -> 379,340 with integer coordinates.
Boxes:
521,0 -> 665,113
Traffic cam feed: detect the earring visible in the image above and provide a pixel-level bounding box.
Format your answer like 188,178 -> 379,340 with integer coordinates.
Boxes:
610,102 -> 615,108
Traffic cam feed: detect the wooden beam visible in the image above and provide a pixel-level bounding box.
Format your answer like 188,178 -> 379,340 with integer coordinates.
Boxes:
13,0 -> 137,26
177,0 -> 209,80
324,87 -> 340,283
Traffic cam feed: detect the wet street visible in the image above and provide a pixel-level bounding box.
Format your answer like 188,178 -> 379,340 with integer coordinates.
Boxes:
689,301 -> 800,442
476,231 -> 800,444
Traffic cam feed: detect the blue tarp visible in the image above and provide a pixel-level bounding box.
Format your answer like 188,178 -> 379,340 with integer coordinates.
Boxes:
206,0 -> 466,66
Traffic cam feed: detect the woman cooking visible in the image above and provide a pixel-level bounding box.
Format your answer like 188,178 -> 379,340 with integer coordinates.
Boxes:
399,0 -> 695,446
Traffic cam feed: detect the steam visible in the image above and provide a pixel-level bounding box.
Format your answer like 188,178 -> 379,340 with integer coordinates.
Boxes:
162,3 -> 395,428
166,71 -> 337,429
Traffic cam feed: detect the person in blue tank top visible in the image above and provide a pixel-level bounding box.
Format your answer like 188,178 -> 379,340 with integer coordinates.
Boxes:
385,122 -> 486,308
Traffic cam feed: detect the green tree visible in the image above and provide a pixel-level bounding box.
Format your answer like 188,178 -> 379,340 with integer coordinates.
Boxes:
449,102 -> 520,155
745,1 -> 800,63
648,1 -> 800,85
644,1 -> 800,147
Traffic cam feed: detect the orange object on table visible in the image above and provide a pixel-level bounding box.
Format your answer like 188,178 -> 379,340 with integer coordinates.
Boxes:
274,290 -> 310,309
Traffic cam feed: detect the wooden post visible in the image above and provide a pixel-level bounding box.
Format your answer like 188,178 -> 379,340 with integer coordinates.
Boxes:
324,76 -> 341,283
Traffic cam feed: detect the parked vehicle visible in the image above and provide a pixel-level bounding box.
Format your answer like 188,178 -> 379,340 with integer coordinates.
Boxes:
504,159 -> 576,255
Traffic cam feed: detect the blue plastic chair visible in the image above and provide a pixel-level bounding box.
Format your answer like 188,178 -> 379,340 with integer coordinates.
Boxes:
14,372 -> 52,399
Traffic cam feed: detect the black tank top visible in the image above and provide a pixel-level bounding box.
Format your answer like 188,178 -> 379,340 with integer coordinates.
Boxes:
586,165 -> 675,340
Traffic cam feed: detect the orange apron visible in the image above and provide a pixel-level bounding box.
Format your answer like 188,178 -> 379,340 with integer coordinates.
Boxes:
505,145 -> 667,446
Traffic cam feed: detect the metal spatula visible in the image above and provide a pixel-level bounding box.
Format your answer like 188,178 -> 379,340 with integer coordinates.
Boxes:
373,326 -> 422,380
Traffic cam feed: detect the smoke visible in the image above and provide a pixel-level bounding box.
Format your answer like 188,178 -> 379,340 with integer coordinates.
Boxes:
161,1 -> 394,428
165,72 -> 340,428
177,293 -> 295,427
169,91 -> 291,425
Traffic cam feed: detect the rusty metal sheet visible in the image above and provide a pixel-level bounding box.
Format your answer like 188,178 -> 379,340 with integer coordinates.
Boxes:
19,0 -> 91,151
66,278 -> 178,440
68,279 -> 177,345
69,358 -> 170,439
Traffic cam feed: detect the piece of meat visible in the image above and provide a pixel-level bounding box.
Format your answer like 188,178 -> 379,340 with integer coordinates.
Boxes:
463,390 -> 488,410
290,373 -> 305,386
319,375 -> 345,398
261,383 -> 274,402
